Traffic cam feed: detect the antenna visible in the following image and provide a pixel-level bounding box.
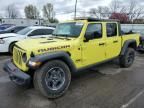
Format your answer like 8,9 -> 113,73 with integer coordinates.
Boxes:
74,0 -> 78,19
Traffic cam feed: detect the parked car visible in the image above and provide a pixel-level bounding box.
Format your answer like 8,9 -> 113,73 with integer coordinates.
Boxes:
0,24 -> 15,31
0,26 -> 27,34
0,26 -> 55,53
3,18 -> 140,99
136,31 -> 144,52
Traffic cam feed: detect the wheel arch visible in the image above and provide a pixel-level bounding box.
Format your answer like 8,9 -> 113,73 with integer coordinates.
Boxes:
120,39 -> 137,55
28,51 -> 77,73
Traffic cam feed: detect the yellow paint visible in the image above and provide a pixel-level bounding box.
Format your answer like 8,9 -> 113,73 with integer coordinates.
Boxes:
13,19 -> 140,72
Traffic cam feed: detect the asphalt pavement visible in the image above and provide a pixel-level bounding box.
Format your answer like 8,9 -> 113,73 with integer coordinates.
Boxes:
0,53 -> 144,108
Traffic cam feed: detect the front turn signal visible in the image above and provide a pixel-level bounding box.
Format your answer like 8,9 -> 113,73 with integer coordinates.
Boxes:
28,61 -> 42,67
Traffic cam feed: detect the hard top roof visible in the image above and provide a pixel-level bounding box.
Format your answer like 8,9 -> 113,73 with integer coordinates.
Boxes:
75,17 -> 120,22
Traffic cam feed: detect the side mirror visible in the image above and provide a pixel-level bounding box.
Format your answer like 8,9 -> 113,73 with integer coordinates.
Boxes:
84,32 -> 94,42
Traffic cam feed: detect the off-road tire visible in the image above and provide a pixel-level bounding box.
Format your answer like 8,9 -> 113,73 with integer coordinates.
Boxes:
119,48 -> 135,68
33,60 -> 71,99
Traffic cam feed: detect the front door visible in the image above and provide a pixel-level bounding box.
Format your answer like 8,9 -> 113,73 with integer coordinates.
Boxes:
82,23 -> 106,66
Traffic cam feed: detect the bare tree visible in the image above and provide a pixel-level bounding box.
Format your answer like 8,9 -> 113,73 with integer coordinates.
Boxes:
43,3 -> 55,21
89,8 -> 99,18
100,6 -> 111,18
128,0 -> 137,21
89,0 -> 143,23
24,5 -> 39,19
89,6 -> 111,19
6,4 -> 20,18
127,0 -> 144,21
110,0 -> 121,13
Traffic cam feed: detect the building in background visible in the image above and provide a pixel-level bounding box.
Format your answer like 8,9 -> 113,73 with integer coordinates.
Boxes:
0,18 -> 44,26
133,19 -> 144,24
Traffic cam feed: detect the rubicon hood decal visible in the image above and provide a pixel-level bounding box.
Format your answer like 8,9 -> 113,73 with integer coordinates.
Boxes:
38,45 -> 70,52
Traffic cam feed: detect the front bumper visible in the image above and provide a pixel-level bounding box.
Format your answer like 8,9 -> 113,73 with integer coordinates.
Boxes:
3,60 -> 31,86
0,44 -> 9,53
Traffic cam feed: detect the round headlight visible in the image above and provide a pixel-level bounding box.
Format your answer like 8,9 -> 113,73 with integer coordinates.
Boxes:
22,53 -> 27,63
0,39 -> 5,44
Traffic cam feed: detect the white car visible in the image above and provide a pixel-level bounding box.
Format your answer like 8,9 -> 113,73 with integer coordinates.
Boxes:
0,26 -> 55,53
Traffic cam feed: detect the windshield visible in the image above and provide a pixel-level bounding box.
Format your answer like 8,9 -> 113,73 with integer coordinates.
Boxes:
17,27 -> 32,35
4,26 -> 15,31
53,22 -> 84,37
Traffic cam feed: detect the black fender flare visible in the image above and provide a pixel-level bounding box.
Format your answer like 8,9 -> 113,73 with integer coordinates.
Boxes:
120,39 -> 137,55
28,51 -> 77,73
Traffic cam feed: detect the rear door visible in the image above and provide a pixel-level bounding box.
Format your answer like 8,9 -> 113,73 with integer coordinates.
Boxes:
105,23 -> 121,59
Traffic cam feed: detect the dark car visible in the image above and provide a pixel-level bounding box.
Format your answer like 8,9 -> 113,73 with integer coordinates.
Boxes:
0,24 -> 15,31
132,30 -> 144,52
137,32 -> 144,52
0,26 -> 27,34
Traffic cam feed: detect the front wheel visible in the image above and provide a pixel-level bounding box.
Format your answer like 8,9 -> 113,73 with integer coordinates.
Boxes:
119,48 -> 135,68
33,60 -> 71,99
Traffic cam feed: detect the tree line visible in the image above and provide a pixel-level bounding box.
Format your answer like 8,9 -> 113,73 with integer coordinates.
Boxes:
5,3 -> 58,23
89,0 -> 144,23
3,0 -> 144,23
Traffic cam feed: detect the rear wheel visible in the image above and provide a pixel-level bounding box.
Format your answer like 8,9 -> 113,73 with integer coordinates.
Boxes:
33,60 -> 71,99
119,48 -> 135,68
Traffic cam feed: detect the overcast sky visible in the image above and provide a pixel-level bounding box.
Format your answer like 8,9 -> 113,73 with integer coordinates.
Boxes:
0,0 -> 112,21
0,0 -> 144,21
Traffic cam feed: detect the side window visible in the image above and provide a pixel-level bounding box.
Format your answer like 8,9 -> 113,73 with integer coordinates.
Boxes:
86,23 -> 102,39
106,23 -> 117,37
13,27 -> 24,33
29,29 -> 44,36
43,29 -> 54,35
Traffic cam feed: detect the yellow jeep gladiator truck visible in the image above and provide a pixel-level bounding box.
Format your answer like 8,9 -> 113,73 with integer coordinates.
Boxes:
4,18 -> 140,98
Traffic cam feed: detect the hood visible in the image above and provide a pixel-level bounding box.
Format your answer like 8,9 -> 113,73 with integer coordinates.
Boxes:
0,33 -> 19,39
15,37 -> 76,53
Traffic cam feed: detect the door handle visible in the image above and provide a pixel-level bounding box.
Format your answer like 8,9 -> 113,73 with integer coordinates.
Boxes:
99,43 -> 105,46
113,40 -> 118,43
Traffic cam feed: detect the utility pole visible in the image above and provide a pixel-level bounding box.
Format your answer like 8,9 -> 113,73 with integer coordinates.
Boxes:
74,0 -> 78,19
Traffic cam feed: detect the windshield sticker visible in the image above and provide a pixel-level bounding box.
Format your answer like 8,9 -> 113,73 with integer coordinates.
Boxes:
75,22 -> 83,26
